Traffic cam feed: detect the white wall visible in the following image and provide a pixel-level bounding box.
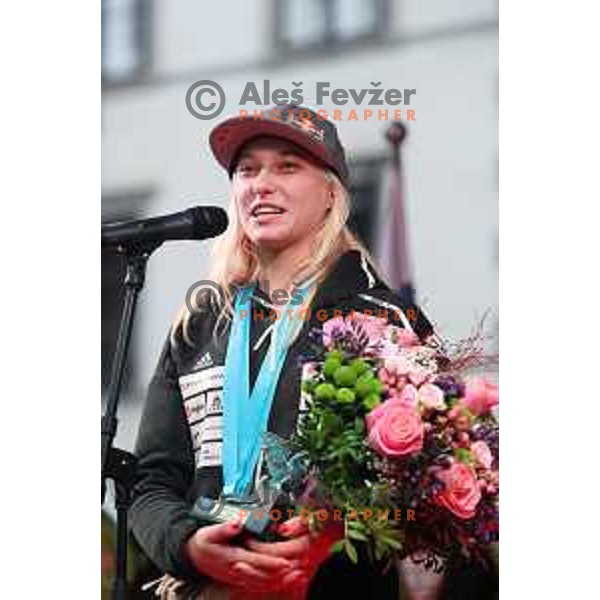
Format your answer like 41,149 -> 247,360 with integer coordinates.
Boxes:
154,0 -> 269,74
395,0 -> 498,35
102,0 -> 498,452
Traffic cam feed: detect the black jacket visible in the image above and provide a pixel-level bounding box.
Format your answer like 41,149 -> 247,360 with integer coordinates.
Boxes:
130,249 -> 434,598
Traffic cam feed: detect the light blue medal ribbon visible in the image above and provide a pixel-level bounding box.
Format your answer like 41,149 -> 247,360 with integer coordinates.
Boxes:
222,283 -> 308,499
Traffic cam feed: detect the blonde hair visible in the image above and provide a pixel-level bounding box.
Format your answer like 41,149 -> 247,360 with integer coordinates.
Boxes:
172,170 -> 378,347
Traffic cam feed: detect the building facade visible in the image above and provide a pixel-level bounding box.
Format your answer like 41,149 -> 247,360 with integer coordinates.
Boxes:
102,0 -> 498,451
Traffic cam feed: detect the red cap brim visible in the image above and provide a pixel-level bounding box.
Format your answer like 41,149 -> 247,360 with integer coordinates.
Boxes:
209,115 -> 336,177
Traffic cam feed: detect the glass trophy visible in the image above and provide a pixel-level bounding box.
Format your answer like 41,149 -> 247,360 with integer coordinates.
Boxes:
191,433 -> 308,535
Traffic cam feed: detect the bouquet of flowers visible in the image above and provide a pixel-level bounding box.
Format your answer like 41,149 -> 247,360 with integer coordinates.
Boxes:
289,313 -> 499,571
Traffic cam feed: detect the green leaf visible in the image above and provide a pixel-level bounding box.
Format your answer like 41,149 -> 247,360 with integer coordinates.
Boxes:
380,536 -> 403,551
348,528 -> 368,541
344,539 -> 359,564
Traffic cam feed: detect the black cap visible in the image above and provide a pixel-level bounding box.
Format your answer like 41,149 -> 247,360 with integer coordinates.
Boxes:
209,104 -> 350,187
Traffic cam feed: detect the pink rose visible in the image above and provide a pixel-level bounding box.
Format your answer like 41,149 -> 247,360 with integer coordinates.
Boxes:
471,441 -> 493,469
380,338 -> 403,359
418,383 -> 446,410
354,314 -> 388,340
396,383 -> 418,408
384,354 -> 411,376
383,356 -> 428,386
408,365 -> 431,387
366,400 -> 424,458
396,329 -> 420,348
434,462 -> 481,519
462,377 -> 499,415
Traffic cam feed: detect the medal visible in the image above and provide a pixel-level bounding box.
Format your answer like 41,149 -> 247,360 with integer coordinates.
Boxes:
191,284 -> 309,533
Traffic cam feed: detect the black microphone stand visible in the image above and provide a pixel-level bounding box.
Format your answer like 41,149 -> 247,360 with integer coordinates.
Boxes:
101,241 -> 161,600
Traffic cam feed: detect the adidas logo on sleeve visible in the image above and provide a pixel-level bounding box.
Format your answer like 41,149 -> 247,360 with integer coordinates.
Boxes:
194,351 -> 214,370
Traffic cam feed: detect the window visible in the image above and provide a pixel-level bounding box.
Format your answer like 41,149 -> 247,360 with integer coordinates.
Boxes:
332,0 -> 380,40
277,0 -> 388,51
102,0 -> 152,83
347,158 -> 386,252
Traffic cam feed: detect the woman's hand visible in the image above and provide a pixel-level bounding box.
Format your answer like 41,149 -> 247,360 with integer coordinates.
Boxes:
242,517 -> 344,592
184,519 -> 306,593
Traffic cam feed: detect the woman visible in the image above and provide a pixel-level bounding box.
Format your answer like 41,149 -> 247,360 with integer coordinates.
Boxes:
131,105 -> 436,599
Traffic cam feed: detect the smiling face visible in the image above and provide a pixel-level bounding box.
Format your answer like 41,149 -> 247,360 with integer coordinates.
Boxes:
231,137 -> 334,253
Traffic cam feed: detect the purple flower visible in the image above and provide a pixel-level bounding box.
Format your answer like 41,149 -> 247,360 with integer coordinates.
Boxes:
322,315 -> 386,355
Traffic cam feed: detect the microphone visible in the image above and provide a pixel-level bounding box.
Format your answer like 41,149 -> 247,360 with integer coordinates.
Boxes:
101,206 -> 229,249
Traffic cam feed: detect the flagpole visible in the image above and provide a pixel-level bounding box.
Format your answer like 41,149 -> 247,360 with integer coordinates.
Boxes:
386,121 -> 405,171
382,121 -> 415,305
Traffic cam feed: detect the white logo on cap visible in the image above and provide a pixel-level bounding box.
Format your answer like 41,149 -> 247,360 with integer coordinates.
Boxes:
288,116 -> 325,143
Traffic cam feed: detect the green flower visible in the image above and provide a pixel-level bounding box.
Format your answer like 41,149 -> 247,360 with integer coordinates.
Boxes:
349,358 -> 370,377
333,365 -> 358,388
362,393 -> 381,411
355,373 -> 378,399
314,383 -> 337,402
336,387 -> 356,404
323,357 -> 343,379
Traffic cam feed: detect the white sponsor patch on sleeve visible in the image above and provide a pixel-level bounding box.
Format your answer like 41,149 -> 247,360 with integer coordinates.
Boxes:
179,366 -> 224,400
179,366 -> 225,469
